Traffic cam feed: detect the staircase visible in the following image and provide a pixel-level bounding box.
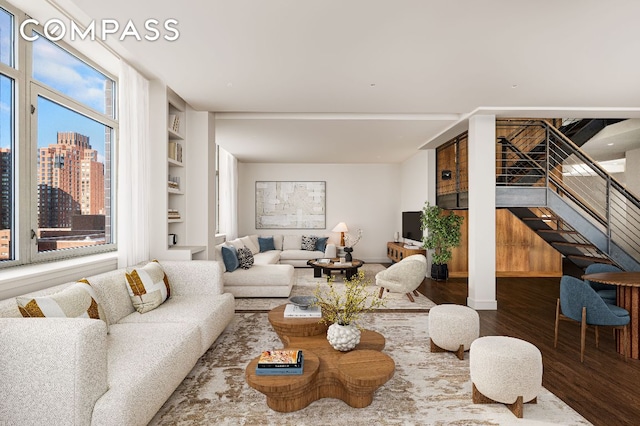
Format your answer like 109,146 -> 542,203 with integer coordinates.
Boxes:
496,119 -> 640,271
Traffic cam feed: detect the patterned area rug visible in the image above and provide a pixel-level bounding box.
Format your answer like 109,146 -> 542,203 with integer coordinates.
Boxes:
235,264 -> 435,311
150,312 -> 591,426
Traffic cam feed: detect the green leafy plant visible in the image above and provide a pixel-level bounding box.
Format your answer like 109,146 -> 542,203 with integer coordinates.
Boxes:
420,201 -> 463,265
313,271 -> 386,327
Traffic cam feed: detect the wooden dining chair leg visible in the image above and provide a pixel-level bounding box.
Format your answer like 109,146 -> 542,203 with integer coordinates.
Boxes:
554,299 -> 560,348
406,292 -> 415,302
378,287 -> 385,299
580,307 -> 587,363
412,289 -> 420,297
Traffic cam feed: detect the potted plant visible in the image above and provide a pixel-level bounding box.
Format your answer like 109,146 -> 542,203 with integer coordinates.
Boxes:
420,201 -> 463,280
313,271 -> 386,351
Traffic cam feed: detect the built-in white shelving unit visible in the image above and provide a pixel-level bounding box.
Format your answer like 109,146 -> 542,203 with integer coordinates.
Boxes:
149,82 -> 207,260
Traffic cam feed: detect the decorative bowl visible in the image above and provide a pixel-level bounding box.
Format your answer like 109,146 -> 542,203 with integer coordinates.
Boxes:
289,296 -> 318,310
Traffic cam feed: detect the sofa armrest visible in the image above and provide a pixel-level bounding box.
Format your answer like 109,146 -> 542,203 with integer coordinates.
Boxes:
0,318 -> 107,425
159,260 -> 224,296
324,243 -> 337,258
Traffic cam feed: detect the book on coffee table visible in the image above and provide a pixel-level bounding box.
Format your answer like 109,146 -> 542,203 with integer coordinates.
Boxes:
284,304 -> 322,318
256,350 -> 304,375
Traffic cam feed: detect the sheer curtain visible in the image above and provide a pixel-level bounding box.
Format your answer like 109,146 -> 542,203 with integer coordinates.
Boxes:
117,61 -> 150,267
218,147 -> 238,240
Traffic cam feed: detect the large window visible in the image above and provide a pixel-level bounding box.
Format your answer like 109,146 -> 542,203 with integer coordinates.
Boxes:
0,3 -> 117,266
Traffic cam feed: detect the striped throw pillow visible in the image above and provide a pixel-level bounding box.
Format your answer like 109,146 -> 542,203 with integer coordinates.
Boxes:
125,260 -> 171,314
17,279 -> 108,327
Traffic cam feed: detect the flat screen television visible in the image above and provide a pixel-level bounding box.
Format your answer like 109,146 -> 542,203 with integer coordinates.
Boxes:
402,211 -> 422,243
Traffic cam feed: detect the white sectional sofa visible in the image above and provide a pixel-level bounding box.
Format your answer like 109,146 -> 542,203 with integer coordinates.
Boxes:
215,234 -> 336,298
0,260 -> 235,426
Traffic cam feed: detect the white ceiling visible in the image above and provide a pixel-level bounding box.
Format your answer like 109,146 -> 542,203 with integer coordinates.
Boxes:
66,0 -> 640,163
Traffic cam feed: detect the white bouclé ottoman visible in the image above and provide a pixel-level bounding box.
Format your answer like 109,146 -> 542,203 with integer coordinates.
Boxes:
429,304 -> 479,360
470,336 -> 542,418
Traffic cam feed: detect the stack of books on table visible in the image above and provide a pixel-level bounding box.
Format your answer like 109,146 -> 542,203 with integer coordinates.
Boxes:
284,304 -> 322,318
255,349 -> 304,375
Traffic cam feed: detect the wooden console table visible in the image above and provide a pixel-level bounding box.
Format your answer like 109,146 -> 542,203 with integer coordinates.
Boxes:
246,304 -> 395,412
387,241 -> 426,263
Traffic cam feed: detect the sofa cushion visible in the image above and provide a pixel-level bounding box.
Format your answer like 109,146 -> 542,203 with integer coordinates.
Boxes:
221,245 -> 239,272
280,249 -> 324,261
272,235 -> 284,251
82,269 -> 136,325
315,236 -> 329,252
258,236 -> 276,252
253,251 -> 281,265
237,246 -> 254,269
248,235 -> 260,253
117,293 -> 235,355
240,236 -> 259,255
301,235 -> 318,251
283,235 -> 302,251
92,322 -> 201,426
16,280 -> 108,327
125,261 -> 171,314
223,264 -> 294,287
227,238 -> 245,250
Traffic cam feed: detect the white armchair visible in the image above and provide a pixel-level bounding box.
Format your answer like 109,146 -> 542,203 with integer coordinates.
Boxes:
375,254 -> 427,302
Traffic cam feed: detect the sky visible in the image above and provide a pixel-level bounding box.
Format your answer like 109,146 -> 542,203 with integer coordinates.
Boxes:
0,15 -> 113,160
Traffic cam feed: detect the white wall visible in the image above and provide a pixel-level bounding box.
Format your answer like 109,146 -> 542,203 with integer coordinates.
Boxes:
238,163 -> 401,263
626,148 -> 640,197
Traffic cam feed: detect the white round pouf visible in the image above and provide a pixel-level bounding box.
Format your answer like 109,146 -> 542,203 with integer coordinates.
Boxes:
429,304 -> 479,358
470,336 -> 542,405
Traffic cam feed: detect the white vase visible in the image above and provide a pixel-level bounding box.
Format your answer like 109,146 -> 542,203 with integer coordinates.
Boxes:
327,323 -> 361,351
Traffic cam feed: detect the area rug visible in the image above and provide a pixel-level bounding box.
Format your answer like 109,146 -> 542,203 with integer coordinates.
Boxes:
149,312 -> 591,426
235,264 -> 435,311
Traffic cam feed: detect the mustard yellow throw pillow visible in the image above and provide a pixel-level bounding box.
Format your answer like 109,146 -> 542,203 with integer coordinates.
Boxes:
17,279 -> 108,327
125,261 -> 171,314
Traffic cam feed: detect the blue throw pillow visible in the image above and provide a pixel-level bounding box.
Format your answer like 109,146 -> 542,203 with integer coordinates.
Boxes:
258,236 -> 276,252
315,237 -> 328,252
221,245 -> 239,272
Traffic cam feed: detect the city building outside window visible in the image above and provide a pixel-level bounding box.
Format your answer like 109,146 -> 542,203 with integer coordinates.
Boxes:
0,1 -> 118,266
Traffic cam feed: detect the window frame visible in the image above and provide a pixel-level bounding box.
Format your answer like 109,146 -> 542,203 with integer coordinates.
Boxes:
0,5 -> 118,268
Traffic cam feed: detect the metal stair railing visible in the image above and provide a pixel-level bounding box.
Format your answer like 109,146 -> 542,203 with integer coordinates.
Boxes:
496,119 -> 640,263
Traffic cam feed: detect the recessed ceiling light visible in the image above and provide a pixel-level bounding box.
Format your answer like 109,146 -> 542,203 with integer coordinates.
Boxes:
511,84 -> 518,89
607,143 -> 614,146
370,83 -> 376,87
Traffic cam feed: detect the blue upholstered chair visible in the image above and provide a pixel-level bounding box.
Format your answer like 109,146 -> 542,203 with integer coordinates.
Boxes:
554,275 -> 630,362
584,263 -> 621,304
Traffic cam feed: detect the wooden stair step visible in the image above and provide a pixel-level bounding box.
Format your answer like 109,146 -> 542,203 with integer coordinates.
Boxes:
551,241 -> 597,249
521,216 -> 560,221
537,229 -> 579,234
566,254 -> 614,264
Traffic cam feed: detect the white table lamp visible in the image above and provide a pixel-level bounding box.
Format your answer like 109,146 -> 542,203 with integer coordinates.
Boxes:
332,222 -> 348,246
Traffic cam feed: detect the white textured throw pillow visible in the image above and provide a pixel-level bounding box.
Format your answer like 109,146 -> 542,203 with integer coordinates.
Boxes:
17,279 -> 108,327
125,261 -> 171,314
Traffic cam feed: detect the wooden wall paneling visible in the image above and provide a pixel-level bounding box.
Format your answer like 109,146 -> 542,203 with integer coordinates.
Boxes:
437,142 -> 457,196
447,210 -> 468,277
447,209 -> 562,278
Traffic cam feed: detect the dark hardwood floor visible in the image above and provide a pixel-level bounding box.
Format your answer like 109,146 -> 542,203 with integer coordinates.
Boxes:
417,264 -> 640,426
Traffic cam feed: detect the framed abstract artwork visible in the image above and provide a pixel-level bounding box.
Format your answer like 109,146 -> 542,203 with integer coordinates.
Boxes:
255,181 -> 326,229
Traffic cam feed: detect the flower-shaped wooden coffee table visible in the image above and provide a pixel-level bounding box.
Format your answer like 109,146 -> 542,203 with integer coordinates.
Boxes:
245,304 -> 395,412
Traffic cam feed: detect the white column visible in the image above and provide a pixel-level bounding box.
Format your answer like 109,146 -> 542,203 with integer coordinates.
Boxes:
467,115 -> 497,310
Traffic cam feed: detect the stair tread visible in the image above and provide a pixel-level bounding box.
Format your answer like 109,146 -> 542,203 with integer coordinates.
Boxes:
566,254 -> 614,263
538,229 -> 579,234
551,241 -> 596,248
